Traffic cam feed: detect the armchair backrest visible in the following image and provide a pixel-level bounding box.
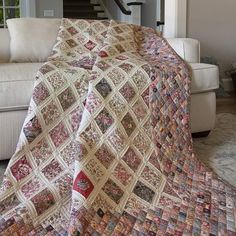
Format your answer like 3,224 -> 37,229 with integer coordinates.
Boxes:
167,38 -> 200,63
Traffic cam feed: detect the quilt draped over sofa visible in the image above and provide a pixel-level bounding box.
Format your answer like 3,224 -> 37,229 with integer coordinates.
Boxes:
0,19 -> 236,235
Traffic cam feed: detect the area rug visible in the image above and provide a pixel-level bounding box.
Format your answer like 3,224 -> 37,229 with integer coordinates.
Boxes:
0,18 -> 236,235
194,113 -> 236,188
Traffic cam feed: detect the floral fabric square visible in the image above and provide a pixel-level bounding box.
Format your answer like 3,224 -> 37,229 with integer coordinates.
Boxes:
108,129 -> 126,153
73,171 -> 94,198
54,174 -> 73,198
121,113 -> 136,137
31,139 -> 52,166
141,166 -> 163,188
85,159 -> 105,182
95,108 -> 114,134
107,68 -> 125,86
132,99 -> 147,122
102,179 -> 124,204
95,78 -> 112,98
49,122 -> 69,147
67,26 -> 78,36
41,101 -> 60,125
133,181 -> 155,203
0,193 -> 20,215
69,106 -> 83,132
47,72 -> 65,91
119,82 -> 135,102
31,189 -> 55,215
10,156 -> 32,181
61,141 -> 87,166
95,144 -> 115,169
96,61 -> 111,71
119,63 -> 134,74
58,87 -> 76,111
21,177 -> 42,198
80,124 -> 100,148
109,95 -> 126,118
134,132 -> 150,156
122,148 -> 141,172
132,70 -> 148,90
74,76 -> 89,98
85,91 -> 102,114
66,39 -> 78,48
42,159 -> 63,181
32,82 -> 50,105
113,163 -> 133,186
84,40 -> 97,51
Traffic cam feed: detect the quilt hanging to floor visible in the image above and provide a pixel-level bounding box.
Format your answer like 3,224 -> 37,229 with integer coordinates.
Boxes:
0,19 -> 236,236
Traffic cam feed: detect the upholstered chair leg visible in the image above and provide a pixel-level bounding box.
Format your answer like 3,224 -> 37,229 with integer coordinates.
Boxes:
192,130 -> 211,138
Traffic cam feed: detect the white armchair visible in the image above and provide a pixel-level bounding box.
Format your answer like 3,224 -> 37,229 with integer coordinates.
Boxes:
168,38 -> 219,136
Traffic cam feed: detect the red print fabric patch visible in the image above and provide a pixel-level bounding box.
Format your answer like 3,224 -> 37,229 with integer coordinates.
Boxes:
73,171 -> 94,198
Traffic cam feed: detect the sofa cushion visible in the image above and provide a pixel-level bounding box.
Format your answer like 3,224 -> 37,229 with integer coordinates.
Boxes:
190,63 -> 219,94
7,18 -> 61,62
0,63 -> 43,110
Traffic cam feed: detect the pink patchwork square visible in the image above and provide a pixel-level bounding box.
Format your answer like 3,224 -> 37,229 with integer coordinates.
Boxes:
31,189 -> 55,215
84,40 -> 97,51
49,122 -> 70,147
21,177 -> 42,198
10,156 -> 32,181
42,159 -> 63,181
32,82 -> 50,105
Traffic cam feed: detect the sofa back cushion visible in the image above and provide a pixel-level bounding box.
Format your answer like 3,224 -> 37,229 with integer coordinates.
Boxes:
7,18 -> 61,62
0,29 -> 10,62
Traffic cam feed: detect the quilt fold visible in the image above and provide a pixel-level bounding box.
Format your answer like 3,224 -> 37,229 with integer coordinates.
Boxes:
0,19 -> 236,236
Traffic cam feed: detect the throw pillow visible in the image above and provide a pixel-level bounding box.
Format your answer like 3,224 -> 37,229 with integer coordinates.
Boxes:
7,18 -> 61,62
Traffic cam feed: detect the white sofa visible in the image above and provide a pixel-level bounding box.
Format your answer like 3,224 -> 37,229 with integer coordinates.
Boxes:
0,19 -> 219,160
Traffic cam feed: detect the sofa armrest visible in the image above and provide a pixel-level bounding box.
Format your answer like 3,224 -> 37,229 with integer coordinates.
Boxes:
0,29 -> 10,63
167,38 -> 200,63
190,63 -> 219,94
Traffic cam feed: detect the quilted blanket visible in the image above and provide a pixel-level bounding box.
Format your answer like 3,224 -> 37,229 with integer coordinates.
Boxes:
0,19 -> 236,236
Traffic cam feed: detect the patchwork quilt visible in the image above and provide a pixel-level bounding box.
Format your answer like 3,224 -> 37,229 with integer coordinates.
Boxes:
0,19 -> 236,236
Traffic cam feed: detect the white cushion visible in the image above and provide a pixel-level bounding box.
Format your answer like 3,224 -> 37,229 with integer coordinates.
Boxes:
0,63 -> 43,109
190,63 -> 219,94
7,18 -> 61,62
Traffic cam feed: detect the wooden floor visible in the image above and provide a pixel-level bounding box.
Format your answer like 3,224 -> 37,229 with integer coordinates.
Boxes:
217,92 -> 236,114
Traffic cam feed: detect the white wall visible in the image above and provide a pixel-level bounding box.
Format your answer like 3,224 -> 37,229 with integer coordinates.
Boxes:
35,0 -> 63,18
187,0 -> 236,75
